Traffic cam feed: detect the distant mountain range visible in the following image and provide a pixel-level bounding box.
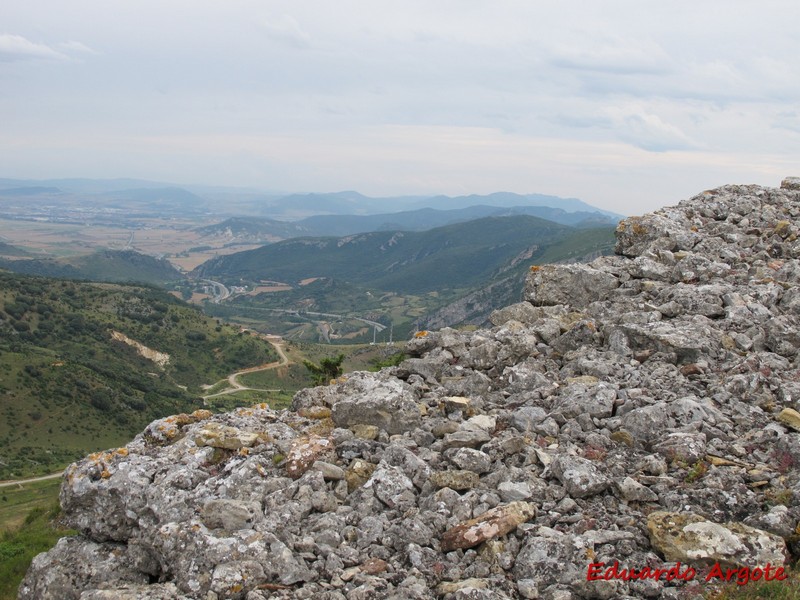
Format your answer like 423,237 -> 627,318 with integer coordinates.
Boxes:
198,203 -> 620,246
0,177 -> 624,222
253,190 -> 623,221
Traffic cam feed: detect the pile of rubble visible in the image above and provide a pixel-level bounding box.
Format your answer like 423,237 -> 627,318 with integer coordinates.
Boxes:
20,179 -> 800,599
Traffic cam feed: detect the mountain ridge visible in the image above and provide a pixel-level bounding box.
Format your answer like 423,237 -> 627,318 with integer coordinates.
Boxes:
0,250 -> 184,286
193,215 -> 613,295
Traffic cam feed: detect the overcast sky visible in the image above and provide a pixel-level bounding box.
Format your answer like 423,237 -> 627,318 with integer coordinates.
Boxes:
2,1 -> 799,214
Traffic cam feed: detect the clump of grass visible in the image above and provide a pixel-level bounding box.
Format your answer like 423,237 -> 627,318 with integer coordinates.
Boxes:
0,503 -> 75,600
705,564 -> 800,599
685,460 -> 709,483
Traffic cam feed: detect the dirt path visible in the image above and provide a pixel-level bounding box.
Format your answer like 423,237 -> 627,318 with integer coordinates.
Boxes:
203,335 -> 292,400
0,471 -> 63,488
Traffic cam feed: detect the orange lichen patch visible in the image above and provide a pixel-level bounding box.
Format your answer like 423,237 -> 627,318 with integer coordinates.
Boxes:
88,449 -> 123,464
163,413 -> 194,427
529,265 -> 541,272
238,448 -> 250,457
191,409 -> 213,421
100,469 -> 111,479
690,225 -> 699,232
415,330 -> 429,338
252,403 -> 270,410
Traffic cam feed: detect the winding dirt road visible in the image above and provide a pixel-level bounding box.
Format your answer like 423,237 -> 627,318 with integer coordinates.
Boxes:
1,337 -> 291,486
0,471 -> 63,488
203,335 -> 292,400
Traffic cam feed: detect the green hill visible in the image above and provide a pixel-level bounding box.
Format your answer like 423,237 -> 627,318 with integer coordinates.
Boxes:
0,272 -> 278,479
0,250 -> 183,286
195,217 -> 312,242
194,217 -> 614,343
194,215 -> 604,294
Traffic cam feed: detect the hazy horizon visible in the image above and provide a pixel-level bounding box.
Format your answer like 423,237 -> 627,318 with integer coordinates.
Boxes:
2,1 -> 799,215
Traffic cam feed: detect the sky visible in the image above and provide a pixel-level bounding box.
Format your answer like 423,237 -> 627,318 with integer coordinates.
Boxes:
2,1 -> 799,215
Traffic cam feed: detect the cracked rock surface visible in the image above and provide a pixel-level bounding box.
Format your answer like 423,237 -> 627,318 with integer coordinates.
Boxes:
19,180 -> 800,599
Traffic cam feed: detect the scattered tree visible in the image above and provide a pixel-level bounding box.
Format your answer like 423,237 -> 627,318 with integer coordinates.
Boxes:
303,353 -> 345,385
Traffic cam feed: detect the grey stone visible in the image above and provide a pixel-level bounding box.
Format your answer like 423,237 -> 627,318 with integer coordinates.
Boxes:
652,432 -> 707,465
19,537 -> 149,600
550,455 -> 610,498
614,477 -> 658,502
448,448 -> 493,474
331,377 -> 421,435
525,264 -> 619,308
647,511 -> 788,567
200,498 -> 262,531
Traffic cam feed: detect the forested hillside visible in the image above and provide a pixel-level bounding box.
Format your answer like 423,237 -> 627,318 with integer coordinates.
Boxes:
0,271 -> 278,478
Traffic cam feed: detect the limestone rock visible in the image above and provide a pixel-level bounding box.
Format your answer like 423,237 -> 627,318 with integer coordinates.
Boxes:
525,263 -> 619,308
441,502 -> 537,551
331,377 -> 421,434
285,435 -> 333,479
647,511 -> 788,567
777,407 -> 800,432
550,455 -> 610,498
430,470 -> 480,491
200,498 -> 262,531
193,423 -> 261,450
19,537 -> 149,600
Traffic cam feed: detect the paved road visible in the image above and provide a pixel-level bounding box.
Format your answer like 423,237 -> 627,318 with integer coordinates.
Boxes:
0,471 -> 63,488
202,279 -> 231,303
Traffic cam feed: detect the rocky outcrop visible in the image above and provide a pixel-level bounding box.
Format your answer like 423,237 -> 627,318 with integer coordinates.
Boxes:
111,330 -> 170,367
20,179 -> 800,599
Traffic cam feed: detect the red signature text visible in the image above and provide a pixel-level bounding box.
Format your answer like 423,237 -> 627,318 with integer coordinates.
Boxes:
587,561 -> 787,586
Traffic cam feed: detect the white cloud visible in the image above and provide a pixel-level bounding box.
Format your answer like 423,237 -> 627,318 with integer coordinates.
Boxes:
548,34 -> 672,76
261,14 -> 311,49
0,34 -> 67,62
59,40 -> 96,54
606,106 -> 697,152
